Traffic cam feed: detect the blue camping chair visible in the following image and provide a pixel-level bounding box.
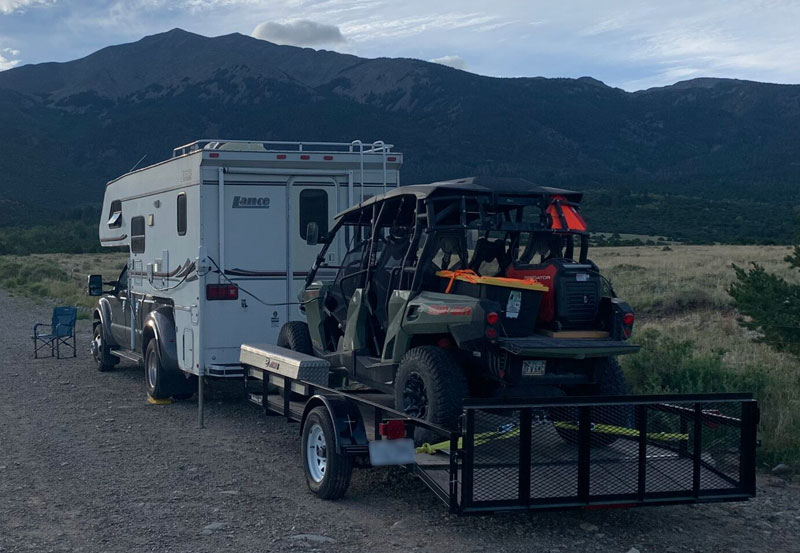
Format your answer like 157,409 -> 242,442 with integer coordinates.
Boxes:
32,306 -> 78,359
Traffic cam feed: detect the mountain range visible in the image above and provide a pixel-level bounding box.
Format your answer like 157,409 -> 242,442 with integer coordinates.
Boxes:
0,28 -> 798,245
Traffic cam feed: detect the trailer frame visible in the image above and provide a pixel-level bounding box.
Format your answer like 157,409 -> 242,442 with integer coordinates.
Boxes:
242,357 -> 758,515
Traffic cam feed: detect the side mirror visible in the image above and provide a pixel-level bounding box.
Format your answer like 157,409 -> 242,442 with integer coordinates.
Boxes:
306,222 -> 319,246
88,274 -> 104,296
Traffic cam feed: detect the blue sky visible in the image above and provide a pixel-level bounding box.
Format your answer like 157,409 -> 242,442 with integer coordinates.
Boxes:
1,0 -> 799,91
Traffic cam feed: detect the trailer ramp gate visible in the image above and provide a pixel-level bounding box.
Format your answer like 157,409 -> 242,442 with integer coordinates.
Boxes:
417,394 -> 757,514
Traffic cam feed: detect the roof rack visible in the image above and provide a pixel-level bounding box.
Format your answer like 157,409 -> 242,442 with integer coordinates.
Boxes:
172,139 -> 395,158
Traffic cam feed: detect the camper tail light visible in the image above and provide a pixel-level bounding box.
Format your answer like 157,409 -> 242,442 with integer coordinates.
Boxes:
206,284 -> 239,301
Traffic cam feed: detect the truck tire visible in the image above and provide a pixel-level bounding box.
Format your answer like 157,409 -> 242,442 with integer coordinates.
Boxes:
277,321 -> 313,355
145,339 -> 174,400
301,406 -> 353,500
91,322 -> 118,372
554,356 -> 630,447
394,346 -> 468,445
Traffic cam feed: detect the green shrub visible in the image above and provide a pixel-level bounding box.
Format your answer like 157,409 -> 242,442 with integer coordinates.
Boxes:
623,329 -> 768,396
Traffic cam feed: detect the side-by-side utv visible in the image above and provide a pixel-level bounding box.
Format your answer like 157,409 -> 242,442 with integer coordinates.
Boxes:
278,176 -> 639,437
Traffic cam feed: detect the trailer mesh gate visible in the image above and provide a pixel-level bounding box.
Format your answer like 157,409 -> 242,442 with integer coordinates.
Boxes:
417,394 -> 758,514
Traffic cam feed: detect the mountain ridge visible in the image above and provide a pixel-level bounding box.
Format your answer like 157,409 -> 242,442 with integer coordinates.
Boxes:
0,29 -> 798,244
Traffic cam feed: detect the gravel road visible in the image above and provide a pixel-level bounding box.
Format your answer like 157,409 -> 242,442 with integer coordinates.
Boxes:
1,290 -> 798,553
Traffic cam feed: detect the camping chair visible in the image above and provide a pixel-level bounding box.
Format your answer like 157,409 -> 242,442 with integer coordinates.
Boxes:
32,306 -> 78,359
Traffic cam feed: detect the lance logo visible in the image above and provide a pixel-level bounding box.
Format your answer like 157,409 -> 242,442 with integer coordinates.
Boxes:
232,196 -> 270,208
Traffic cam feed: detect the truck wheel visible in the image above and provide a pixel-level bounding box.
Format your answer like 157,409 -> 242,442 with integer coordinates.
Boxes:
554,357 -> 630,447
278,321 -> 313,354
301,406 -> 353,499
394,346 -> 468,445
144,339 -> 173,400
91,323 -> 118,372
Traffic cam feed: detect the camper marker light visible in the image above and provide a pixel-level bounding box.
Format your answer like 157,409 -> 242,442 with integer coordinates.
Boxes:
486,312 -> 499,325
300,154 -> 310,160
324,155 -> 334,160
276,154 -> 287,159
207,284 -> 238,300
209,153 -> 219,158
623,312 -> 635,326
387,156 -> 397,161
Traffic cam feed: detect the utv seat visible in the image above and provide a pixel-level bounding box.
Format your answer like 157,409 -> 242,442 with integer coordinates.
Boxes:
468,238 -> 509,277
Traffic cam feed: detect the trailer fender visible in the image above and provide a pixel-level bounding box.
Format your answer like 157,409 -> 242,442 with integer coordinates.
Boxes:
142,308 -> 179,371
93,298 -> 115,347
300,395 -> 369,455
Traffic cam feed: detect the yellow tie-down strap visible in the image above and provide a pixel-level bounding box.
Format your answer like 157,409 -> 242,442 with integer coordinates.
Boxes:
436,269 -> 549,294
415,422 -> 688,455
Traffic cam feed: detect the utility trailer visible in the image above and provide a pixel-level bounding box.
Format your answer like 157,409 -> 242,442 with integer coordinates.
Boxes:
240,343 -> 758,514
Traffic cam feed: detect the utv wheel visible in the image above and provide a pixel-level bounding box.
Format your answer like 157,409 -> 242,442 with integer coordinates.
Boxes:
554,356 -> 631,447
145,340 -> 173,400
91,323 -> 118,372
394,346 -> 469,445
301,406 -> 353,500
277,321 -> 313,355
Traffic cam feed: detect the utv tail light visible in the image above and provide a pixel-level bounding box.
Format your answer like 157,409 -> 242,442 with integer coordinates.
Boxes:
206,284 -> 238,300
379,420 -> 406,439
486,327 -> 498,340
623,312 -> 635,326
486,312 -> 499,325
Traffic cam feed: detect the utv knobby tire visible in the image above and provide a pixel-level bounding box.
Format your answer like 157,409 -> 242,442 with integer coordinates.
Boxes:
301,406 -> 353,500
394,346 -> 469,445
554,356 -> 630,447
92,322 -> 118,372
277,321 -> 313,355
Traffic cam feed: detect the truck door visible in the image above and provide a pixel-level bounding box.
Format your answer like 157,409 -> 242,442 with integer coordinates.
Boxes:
288,180 -> 339,319
109,265 -> 132,347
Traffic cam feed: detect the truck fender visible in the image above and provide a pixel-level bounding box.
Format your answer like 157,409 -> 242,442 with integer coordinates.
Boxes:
300,395 -> 368,454
93,297 -> 115,347
142,308 -> 179,371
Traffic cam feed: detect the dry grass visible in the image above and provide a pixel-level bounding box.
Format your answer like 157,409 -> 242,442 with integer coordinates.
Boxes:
0,252 -> 126,312
594,245 -> 798,316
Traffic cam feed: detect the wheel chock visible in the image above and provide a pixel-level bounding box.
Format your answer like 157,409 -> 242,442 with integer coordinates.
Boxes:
147,395 -> 172,405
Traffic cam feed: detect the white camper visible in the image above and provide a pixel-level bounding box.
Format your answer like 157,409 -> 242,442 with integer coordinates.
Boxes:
90,139 -> 401,395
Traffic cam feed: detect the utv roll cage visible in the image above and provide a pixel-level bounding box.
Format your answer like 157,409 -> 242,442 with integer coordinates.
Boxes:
304,177 -> 592,345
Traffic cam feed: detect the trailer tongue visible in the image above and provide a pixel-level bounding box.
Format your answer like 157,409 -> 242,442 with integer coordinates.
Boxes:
241,343 -> 758,514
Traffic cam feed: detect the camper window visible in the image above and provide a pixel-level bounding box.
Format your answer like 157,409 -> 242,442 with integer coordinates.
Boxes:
131,216 -> 145,253
299,189 -> 328,240
107,200 -> 122,228
177,193 -> 187,236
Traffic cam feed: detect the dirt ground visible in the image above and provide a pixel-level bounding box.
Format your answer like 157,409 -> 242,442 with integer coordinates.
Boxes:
1,290 -> 798,553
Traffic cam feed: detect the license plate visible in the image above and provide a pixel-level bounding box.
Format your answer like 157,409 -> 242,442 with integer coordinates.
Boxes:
522,360 -> 546,376
368,438 -> 416,466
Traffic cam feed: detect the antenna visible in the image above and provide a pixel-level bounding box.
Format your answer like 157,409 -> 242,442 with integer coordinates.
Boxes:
129,154 -> 147,173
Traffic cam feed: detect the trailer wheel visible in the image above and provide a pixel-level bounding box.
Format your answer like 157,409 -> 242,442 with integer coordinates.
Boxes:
144,339 -> 173,400
301,406 -> 353,500
554,356 -> 630,447
277,321 -> 313,355
394,346 -> 468,445
91,323 -> 118,372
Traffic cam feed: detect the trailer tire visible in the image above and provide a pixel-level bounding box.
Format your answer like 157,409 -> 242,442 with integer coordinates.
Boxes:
92,322 -> 118,372
144,339 -> 174,400
394,346 -> 468,445
555,356 -> 630,447
301,406 -> 353,500
278,321 -> 313,355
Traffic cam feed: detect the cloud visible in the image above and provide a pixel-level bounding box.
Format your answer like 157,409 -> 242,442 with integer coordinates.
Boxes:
251,19 -> 345,47
0,47 -> 20,70
429,55 -> 466,70
0,0 -> 54,14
